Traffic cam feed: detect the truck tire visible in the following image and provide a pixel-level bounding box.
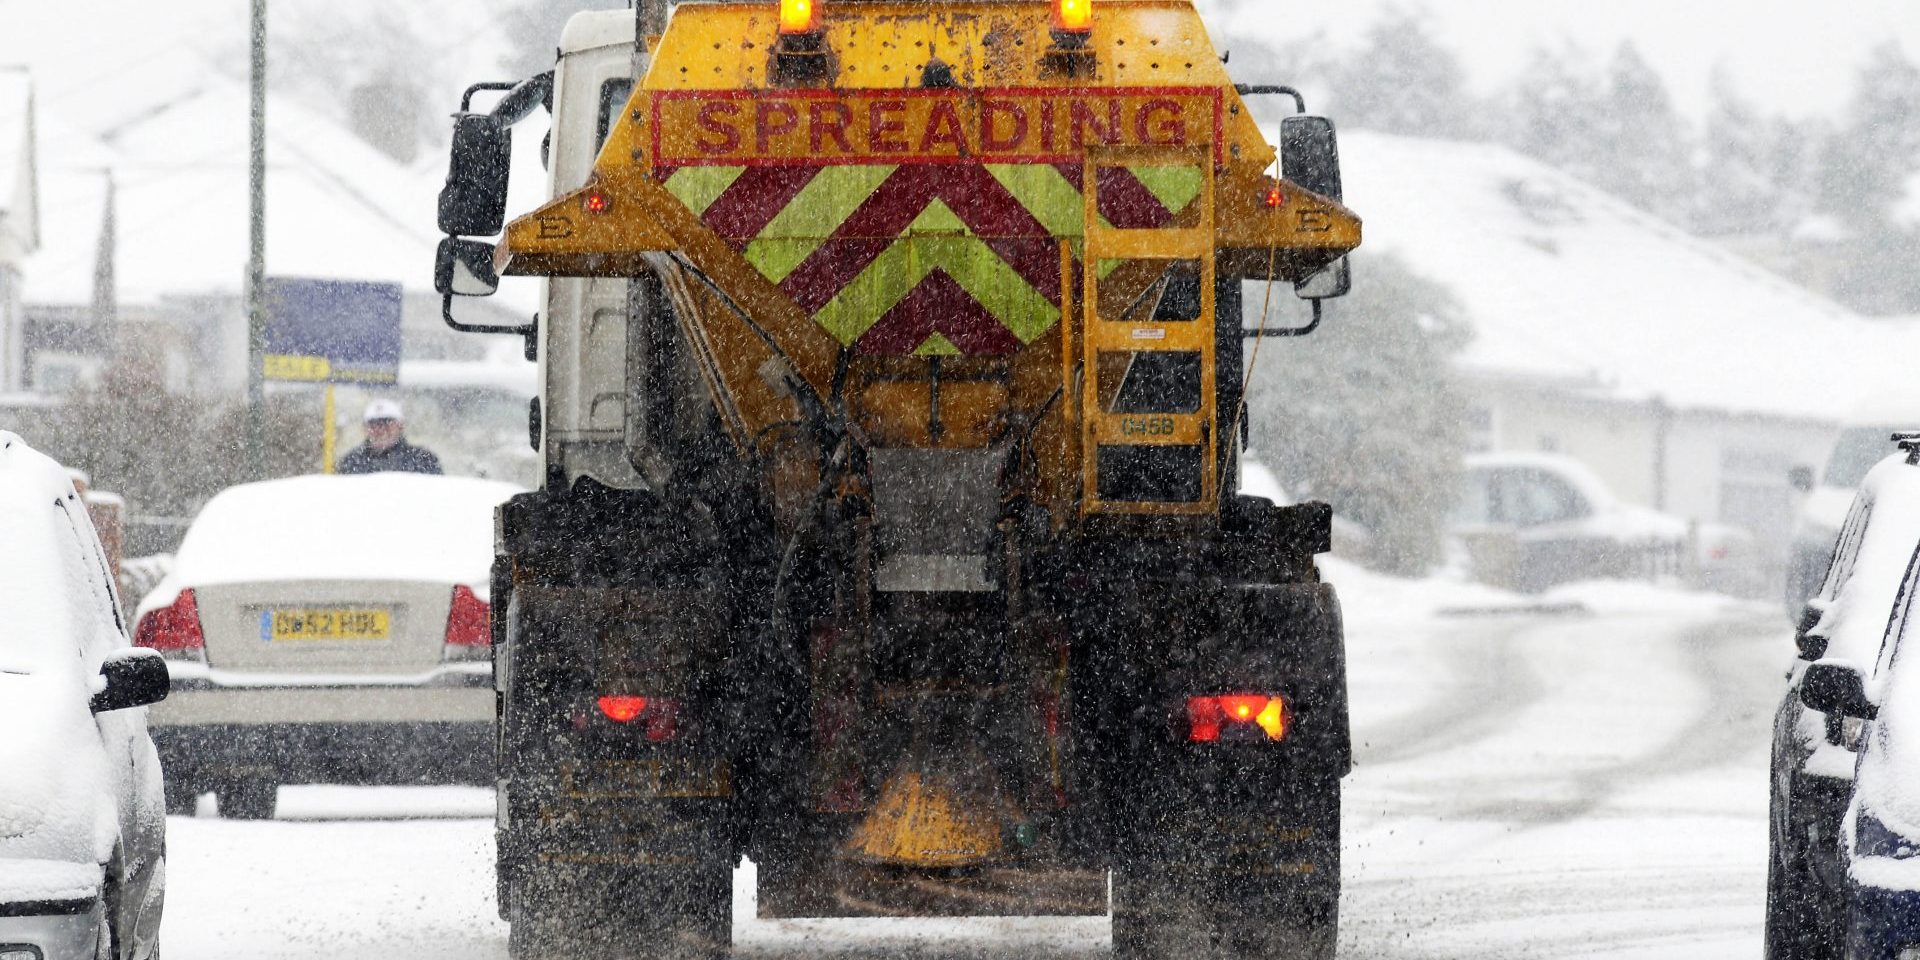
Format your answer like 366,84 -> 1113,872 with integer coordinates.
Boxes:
508,861 -> 730,960
1112,778 -> 1341,960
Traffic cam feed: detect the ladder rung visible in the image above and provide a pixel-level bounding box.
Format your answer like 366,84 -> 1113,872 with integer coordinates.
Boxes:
1085,227 -> 1211,260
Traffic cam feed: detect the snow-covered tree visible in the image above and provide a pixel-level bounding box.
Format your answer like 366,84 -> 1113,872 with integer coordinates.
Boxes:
1820,43 -> 1920,234
1502,43 -> 1609,182
1693,68 -> 1778,235
1321,5 -> 1478,139
1594,43 -> 1693,215
1244,253 -> 1472,575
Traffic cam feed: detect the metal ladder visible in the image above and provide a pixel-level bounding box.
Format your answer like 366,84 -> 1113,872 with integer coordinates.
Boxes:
1073,144 -> 1218,517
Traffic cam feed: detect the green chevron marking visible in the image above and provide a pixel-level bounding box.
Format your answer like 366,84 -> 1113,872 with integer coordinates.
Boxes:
913,333 -> 962,357
1129,165 -> 1204,217
663,166 -> 746,218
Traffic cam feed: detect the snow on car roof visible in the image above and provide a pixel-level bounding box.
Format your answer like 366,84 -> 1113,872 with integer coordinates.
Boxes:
1818,454 -> 1920,667
1845,459 -> 1920,847
0,432 -> 92,675
166,474 -> 520,592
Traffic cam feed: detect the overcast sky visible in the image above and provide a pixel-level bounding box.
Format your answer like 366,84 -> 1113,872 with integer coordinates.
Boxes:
1222,0 -> 1920,119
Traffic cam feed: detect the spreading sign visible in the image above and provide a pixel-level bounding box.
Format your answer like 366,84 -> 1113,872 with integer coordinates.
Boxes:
652,88 -> 1222,167
262,278 -> 403,384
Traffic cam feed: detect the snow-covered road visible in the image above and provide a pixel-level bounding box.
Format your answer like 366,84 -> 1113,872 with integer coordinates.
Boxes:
158,581 -> 1788,959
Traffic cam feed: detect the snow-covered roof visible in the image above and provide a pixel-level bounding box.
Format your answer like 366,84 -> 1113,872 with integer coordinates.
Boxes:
1335,129 -> 1898,422
2,0 -> 539,313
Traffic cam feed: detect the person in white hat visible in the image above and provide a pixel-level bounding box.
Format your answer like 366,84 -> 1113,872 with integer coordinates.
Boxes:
336,399 -> 443,475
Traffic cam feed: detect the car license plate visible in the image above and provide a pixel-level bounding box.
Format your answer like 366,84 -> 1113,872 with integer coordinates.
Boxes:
262,608 -> 391,642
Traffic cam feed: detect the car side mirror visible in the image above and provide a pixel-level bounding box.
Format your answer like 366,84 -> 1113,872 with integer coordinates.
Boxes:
1802,661 -> 1876,720
1295,256 -> 1351,301
91,648 -> 170,713
1795,600 -> 1831,661
1281,115 -> 1343,203
435,238 -> 501,298
439,113 -> 513,237
1790,466 -> 1816,494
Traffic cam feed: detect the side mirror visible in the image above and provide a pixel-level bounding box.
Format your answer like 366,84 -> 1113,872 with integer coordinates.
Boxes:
91,649 -> 170,713
1802,661 -> 1876,720
1281,115 -> 1343,203
1795,599 -> 1831,661
438,113 -> 512,237
1295,256 -> 1351,301
1790,466 -> 1816,494
436,238 -> 501,298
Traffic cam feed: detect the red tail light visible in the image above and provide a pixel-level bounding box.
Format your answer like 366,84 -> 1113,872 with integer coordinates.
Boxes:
445,585 -> 490,647
135,589 -> 206,659
595,695 -> 679,742
1187,694 -> 1286,742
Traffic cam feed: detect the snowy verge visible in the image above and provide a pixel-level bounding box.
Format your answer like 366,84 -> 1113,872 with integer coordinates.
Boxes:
1321,556 -> 1764,625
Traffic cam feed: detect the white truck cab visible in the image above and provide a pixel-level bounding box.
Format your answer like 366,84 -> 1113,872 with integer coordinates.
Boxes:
536,12 -> 649,492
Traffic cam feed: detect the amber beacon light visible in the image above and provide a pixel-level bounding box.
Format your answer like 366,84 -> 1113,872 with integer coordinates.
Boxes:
780,0 -> 820,36
1053,0 -> 1093,35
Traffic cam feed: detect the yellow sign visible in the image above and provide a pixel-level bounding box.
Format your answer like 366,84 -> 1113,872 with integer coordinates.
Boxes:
263,354 -> 332,382
651,88 -> 1222,167
266,608 -> 391,642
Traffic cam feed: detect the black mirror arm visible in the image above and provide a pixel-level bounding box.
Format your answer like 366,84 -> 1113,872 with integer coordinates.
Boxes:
443,294 -> 539,362
1244,298 -> 1323,338
461,73 -> 555,123
1235,84 -> 1308,115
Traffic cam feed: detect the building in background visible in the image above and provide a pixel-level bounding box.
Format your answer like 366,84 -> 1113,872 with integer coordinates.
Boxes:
0,71 -> 39,394
1338,130 -> 1912,565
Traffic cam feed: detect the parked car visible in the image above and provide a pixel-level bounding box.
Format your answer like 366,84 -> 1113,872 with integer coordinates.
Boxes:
1448,452 -> 1754,593
1766,448 -> 1920,959
0,432 -> 169,960
1789,395 -> 1920,616
136,473 -> 518,820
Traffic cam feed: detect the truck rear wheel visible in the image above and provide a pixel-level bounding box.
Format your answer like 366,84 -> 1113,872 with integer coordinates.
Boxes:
1112,778 -> 1341,960
508,862 -> 730,960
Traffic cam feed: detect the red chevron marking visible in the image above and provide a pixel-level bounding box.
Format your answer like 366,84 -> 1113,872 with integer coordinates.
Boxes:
854,270 -> 1023,356
700,166 -> 820,244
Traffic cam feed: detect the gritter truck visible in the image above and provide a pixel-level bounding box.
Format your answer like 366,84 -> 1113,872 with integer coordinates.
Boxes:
434,1 -> 1363,957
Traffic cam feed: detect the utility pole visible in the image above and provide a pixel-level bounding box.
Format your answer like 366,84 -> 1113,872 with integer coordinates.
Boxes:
245,0 -> 268,478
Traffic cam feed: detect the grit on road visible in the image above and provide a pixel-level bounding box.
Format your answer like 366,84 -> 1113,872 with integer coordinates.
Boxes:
158,588 -> 1788,959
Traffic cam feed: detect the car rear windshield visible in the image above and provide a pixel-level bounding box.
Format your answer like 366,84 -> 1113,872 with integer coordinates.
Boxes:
0,503 -> 80,674
1829,427 -> 1906,489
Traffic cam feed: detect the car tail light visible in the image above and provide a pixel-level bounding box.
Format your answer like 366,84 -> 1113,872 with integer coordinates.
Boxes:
443,585 -> 490,662
779,0 -> 819,35
134,589 -> 206,661
594,695 -> 679,742
1187,694 -> 1286,743
1053,0 -> 1092,35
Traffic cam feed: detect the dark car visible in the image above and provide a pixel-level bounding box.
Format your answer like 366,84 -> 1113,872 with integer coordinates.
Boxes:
1767,447 -> 1920,959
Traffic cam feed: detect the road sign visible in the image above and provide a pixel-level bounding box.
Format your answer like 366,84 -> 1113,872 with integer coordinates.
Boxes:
262,278 -> 403,384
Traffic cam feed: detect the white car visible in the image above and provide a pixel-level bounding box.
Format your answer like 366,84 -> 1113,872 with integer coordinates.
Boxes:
1450,452 -> 1754,593
0,432 -> 169,960
135,473 -> 518,820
